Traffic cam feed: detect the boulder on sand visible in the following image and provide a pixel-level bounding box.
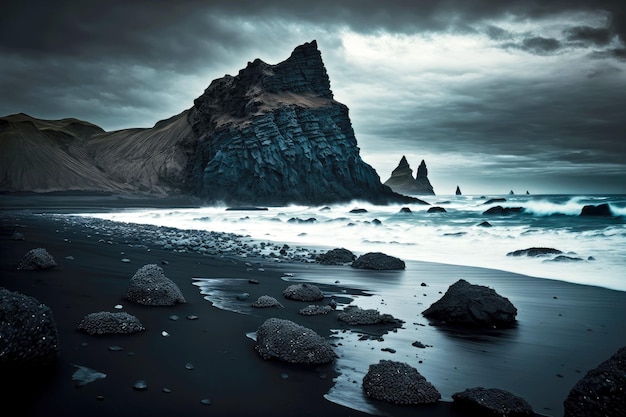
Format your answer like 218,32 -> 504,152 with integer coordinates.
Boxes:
452,387 -> 534,416
351,252 -> 405,270
255,318 -> 335,364
0,288 -> 59,370
337,305 -> 403,326
282,283 -> 324,301
77,311 -> 145,335
362,360 -> 441,405
251,295 -> 284,308
422,279 -> 517,327
126,264 -> 186,306
317,248 -> 356,265
563,346 -> 626,417
17,247 -> 57,270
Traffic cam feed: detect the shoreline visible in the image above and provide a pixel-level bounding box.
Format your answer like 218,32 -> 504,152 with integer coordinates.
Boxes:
2,201 -> 626,416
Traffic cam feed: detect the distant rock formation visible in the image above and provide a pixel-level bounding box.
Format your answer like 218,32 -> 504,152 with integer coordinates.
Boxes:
383,156 -> 435,195
456,185 -> 462,195
580,203 -> 613,217
1,41 -> 420,206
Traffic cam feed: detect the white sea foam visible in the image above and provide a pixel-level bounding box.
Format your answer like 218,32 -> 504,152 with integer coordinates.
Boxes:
75,194 -> 626,292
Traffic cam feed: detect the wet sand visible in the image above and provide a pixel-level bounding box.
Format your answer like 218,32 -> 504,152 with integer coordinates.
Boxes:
1,196 -> 625,417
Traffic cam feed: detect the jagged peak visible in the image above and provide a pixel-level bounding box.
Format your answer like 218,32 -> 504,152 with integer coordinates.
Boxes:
417,159 -> 428,179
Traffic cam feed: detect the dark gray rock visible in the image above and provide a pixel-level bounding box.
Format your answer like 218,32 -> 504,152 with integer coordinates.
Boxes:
507,247 -> 563,257
483,206 -> 524,215
423,279 -> 517,327
477,221 -> 492,227
282,283 -> 324,301
383,156 -> 435,196
362,360 -> 441,405
0,288 -> 59,369
580,203 -> 613,217
483,198 -> 507,205
17,247 -> 57,270
427,206 -> 447,213
298,305 -> 332,316
317,248 -> 355,265
547,255 -> 584,262
255,318 -> 335,364
126,264 -> 186,306
337,305 -> 403,326
351,252 -> 405,270
563,346 -> 626,417
251,295 -> 284,308
456,185 -> 462,195
452,387 -> 534,416
77,311 -> 145,335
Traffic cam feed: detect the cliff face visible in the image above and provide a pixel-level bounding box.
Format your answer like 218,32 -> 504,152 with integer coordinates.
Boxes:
187,40 -> 412,205
1,41 -> 421,205
383,156 -> 435,195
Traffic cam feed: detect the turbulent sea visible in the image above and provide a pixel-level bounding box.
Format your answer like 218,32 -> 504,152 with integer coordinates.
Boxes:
82,193 -> 626,291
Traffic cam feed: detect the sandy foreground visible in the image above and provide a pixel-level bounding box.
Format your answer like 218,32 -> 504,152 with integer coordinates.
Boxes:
1,196 -> 625,417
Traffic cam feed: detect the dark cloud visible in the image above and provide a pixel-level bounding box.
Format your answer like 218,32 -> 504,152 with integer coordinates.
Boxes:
1,0 -> 626,193
521,36 -> 562,54
565,26 -> 613,45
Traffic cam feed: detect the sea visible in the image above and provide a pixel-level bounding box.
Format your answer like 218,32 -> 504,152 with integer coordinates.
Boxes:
74,193 -> 626,415
79,193 -> 626,292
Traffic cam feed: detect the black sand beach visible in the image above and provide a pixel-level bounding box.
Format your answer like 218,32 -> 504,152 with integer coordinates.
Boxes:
1,196 -> 625,417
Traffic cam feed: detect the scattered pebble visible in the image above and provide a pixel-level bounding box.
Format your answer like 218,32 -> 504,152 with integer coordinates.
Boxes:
162,388 -> 172,393
169,315 -> 179,321
121,258 -> 131,263
108,346 -> 123,351
133,380 -> 148,391
161,331 -> 170,337
187,315 -> 199,320
185,363 -> 194,370
114,304 -> 123,309
200,399 -> 211,405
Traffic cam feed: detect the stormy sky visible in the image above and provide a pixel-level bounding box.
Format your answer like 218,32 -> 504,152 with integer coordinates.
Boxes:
1,1 -> 625,195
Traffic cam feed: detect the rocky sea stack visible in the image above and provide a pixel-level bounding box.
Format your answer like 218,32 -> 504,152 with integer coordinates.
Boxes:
1,41 -> 418,206
383,156 -> 435,195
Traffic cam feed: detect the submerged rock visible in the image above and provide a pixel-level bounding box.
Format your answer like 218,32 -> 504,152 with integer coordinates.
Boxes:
563,346 -> 626,417
0,288 -> 60,370
351,252 -> 405,270
77,311 -> 145,335
17,247 -> 57,270
423,279 -> 517,327
317,248 -> 356,265
337,305 -> 403,326
483,206 -> 524,215
452,387 -> 534,416
580,203 -> 613,217
427,206 -> 447,213
362,360 -> 441,405
251,295 -> 284,308
255,318 -> 335,364
507,247 -> 563,257
282,283 -> 324,301
126,264 -> 186,306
